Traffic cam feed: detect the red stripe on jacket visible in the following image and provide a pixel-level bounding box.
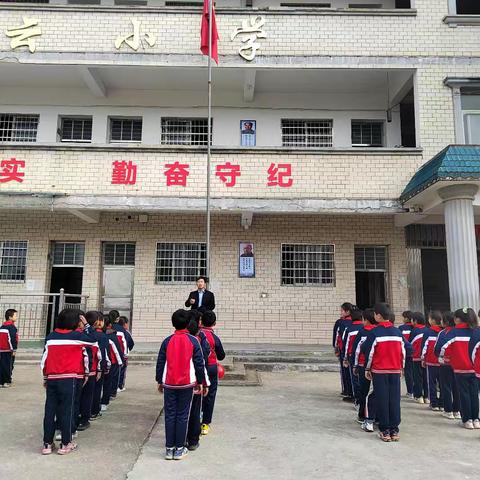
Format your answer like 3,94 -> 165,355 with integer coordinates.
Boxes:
439,323 -> 475,373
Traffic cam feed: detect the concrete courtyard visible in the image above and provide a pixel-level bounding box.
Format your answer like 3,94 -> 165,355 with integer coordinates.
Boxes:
0,365 -> 478,480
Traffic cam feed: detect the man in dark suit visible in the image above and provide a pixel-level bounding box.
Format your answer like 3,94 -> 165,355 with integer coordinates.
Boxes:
185,276 -> 215,311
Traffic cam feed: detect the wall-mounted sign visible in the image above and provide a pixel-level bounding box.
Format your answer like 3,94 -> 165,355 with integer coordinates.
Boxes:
239,242 -> 255,278
240,120 -> 256,147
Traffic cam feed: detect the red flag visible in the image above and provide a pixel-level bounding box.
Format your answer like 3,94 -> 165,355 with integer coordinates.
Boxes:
200,0 -> 219,64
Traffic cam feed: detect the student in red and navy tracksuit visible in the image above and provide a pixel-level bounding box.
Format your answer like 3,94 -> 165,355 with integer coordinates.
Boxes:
434,311 -> 460,419
421,310 -> 444,410
156,309 -> 206,461
113,316 -> 135,393
342,309 -> 364,407
362,303 -> 412,442
332,302 -> 354,400
410,311 -> 429,403
352,308 -> 377,431
200,310 -> 225,435
469,324 -> 480,390
439,308 -> 480,429
399,310 -> 414,397
0,309 -> 18,387
41,309 -> 96,455
89,311 -> 111,420
186,314 -> 211,450
101,315 -> 124,411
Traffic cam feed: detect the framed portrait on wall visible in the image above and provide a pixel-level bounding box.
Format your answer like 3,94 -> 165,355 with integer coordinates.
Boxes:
240,120 -> 256,147
239,242 -> 255,278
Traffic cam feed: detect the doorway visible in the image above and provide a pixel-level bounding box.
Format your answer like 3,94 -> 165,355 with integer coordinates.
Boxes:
355,246 -> 388,310
102,243 -> 135,322
421,249 -> 450,313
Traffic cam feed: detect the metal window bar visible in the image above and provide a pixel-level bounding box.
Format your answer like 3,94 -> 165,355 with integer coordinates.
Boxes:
281,119 -> 333,148
103,243 -> 136,266
53,242 -> 85,266
60,117 -> 92,142
351,121 -> 383,147
0,114 -> 39,142
156,243 -> 206,283
110,118 -> 142,142
354,246 -> 387,271
405,225 -> 449,248
161,118 -> 211,146
0,241 -> 27,282
281,244 -> 335,286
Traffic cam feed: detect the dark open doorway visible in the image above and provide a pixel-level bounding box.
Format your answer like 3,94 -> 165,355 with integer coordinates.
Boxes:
355,271 -> 386,310
421,249 -> 450,313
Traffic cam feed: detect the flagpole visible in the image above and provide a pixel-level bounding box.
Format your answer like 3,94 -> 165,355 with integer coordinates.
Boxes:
206,0 -> 213,280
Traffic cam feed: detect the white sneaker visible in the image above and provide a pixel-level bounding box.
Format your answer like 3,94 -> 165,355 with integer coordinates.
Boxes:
473,419 -> 480,429
72,432 -> 78,439
442,411 -> 455,419
431,406 -> 441,412
464,420 -> 474,430
405,393 -> 414,399
55,432 -> 61,441
454,412 -> 462,419
361,420 -> 374,433
415,397 -> 425,404
118,387 -> 126,392
101,404 -> 108,412
424,398 -> 430,404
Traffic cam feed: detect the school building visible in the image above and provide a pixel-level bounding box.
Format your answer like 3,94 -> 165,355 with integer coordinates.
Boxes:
0,0 -> 479,344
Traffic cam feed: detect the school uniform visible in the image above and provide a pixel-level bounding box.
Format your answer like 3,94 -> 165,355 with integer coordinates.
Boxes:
439,323 -> 479,423
421,325 -> 443,408
101,330 -> 123,407
410,324 -> 428,399
353,324 -> 377,422
156,329 -> 206,450
334,316 -> 353,398
91,328 -> 111,417
41,325 -> 96,446
113,323 -> 135,391
434,327 -> 460,414
200,326 -> 226,425
187,330 -> 211,448
343,319 -> 365,404
362,321 -> 411,436
0,320 -> 18,386
398,323 -> 414,395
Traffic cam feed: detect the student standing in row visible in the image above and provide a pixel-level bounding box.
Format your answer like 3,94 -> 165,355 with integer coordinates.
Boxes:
410,312 -> 429,404
0,309 -> 18,388
399,311 -> 414,398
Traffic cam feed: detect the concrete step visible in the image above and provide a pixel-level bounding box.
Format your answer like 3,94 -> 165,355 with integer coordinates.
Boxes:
244,362 -> 339,373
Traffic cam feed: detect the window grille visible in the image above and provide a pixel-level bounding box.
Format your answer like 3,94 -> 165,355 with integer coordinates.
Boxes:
351,121 -> 383,147
156,243 -> 206,283
53,243 -> 85,267
0,241 -> 27,282
281,119 -> 333,148
281,244 -> 335,285
60,117 -> 92,143
0,114 -> 39,142
354,246 -> 387,272
161,118 -> 211,146
103,243 -> 136,266
110,118 -> 142,143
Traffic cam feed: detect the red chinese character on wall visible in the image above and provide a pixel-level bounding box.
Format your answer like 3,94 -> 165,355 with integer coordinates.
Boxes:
0,158 -> 25,183
111,160 -> 137,185
215,162 -> 241,187
267,163 -> 293,187
164,162 -> 190,186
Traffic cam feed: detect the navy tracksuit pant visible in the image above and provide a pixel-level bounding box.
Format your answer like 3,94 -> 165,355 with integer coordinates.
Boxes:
118,363 -> 128,390
439,365 -> 459,413
72,378 -> 83,433
341,361 -> 353,397
0,351 -> 13,385
413,361 -> 428,399
202,364 -> 218,425
91,374 -> 104,416
164,387 -> 194,449
372,373 -> 401,433
404,357 -> 414,395
110,363 -> 122,396
43,378 -> 77,446
187,393 -> 202,447
455,373 -> 479,423
101,364 -> 119,406
79,375 -> 96,424
358,367 -> 376,421
349,364 -> 361,404
426,365 -> 443,408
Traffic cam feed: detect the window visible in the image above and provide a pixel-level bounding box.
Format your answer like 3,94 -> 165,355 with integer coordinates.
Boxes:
103,243 -> 136,266
0,114 -> 39,142
53,243 -> 85,266
0,241 -> 27,282
281,244 -> 335,286
161,118 -> 210,146
464,114 -> 480,144
351,120 -> 384,147
354,246 -> 387,271
110,118 -> 142,143
456,0 -> 480,15
156,243 -> 206,283
281,119 -> 333,148
59,117 -> 92,143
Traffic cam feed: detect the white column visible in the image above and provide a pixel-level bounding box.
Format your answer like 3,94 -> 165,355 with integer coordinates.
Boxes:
439,184 -> 480,312
451,87 -> 465,144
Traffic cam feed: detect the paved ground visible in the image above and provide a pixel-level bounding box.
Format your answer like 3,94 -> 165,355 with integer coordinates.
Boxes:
1,366 -> 479,480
